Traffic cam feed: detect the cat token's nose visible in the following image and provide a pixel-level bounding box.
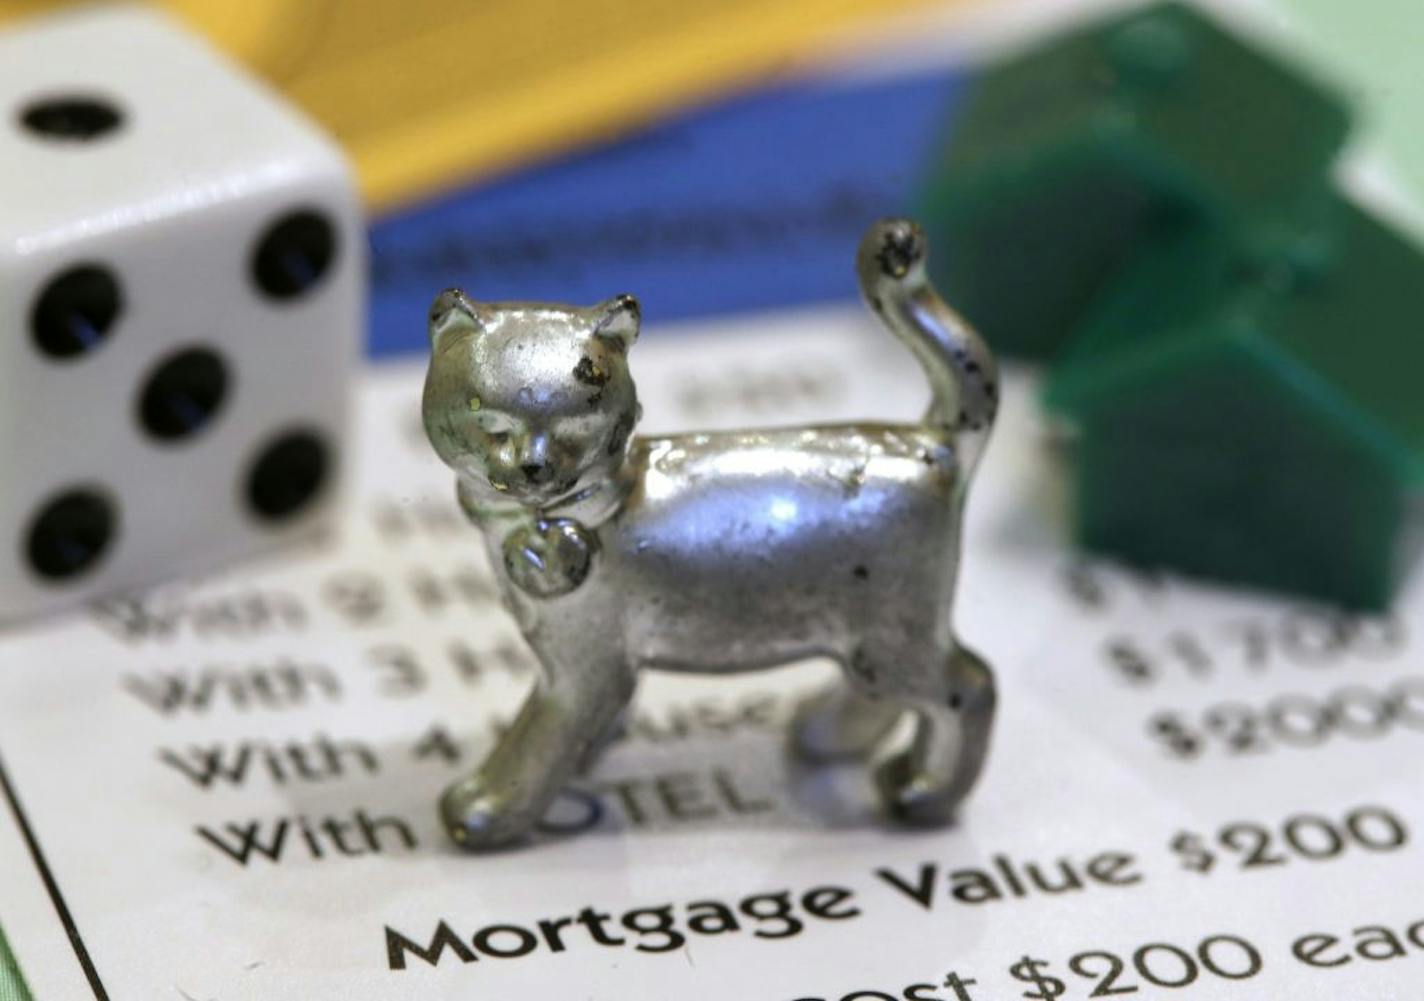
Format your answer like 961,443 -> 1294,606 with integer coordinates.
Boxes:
522,462 -> 549,483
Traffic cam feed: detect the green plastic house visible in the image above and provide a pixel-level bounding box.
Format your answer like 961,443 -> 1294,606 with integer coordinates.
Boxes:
1045,198 -> 1424,609
920,1 -> 1351,359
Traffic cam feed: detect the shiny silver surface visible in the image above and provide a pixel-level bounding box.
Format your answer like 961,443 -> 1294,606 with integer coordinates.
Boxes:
423,218 -> 998,850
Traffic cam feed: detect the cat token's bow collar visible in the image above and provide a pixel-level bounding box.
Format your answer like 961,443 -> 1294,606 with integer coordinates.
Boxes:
533,466 -> 636,528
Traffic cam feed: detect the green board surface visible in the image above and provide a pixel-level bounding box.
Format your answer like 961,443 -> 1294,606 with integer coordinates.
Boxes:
1283,0 -> 1424,200
0,930 -> 29,1001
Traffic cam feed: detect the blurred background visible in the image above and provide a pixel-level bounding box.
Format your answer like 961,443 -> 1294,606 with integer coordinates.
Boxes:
7,0 -> 1421,354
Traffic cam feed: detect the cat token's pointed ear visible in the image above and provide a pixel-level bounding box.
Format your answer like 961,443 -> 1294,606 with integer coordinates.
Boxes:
429,288 -> 485,346
593,294 -> 640,351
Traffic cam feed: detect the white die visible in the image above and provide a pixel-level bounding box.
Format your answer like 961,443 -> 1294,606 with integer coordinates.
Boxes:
0,7 -> 363,622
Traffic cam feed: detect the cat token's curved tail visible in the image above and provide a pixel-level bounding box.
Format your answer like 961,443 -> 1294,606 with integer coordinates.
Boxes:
856,218 -> 999,471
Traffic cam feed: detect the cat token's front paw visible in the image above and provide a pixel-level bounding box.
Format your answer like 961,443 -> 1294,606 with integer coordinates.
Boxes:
874,751 -> 958,828
502,518 -> 595,598
440,775 -> 531,851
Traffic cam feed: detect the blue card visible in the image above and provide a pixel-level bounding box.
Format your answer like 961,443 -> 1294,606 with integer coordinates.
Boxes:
368,67 -> 965,356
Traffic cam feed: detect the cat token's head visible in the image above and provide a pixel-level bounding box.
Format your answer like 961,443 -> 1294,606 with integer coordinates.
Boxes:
423,290 -> 642,509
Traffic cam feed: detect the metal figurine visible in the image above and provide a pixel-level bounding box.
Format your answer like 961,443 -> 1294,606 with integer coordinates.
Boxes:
423,218 -> 998,850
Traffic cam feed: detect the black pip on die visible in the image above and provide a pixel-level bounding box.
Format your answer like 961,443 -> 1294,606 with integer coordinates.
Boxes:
0,8 -> 362,621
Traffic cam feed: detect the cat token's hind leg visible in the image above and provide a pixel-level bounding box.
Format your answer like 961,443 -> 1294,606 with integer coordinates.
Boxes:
442,656 -> 635,850
790,682 -> 902,763
871,644 -> 996,826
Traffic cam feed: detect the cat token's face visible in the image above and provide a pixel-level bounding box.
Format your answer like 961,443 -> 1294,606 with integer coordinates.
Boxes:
423,292 -> 641,508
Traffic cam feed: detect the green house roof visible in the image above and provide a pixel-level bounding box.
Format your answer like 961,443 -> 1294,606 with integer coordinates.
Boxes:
1046,197 -> 1424,486
937,1 -> 1351,217
918,1 -> 1352,360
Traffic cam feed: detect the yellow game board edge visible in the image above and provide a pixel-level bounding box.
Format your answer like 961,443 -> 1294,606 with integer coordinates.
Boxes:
357,0 -> 950,211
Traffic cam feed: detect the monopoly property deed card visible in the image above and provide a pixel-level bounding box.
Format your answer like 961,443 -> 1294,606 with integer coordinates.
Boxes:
0,307 -> 1420,999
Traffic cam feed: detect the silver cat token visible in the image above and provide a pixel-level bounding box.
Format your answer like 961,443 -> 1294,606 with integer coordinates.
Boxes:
423,218 -> 999,850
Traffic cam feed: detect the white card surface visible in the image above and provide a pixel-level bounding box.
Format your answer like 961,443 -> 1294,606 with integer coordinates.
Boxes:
1,305 -> 1421,1000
